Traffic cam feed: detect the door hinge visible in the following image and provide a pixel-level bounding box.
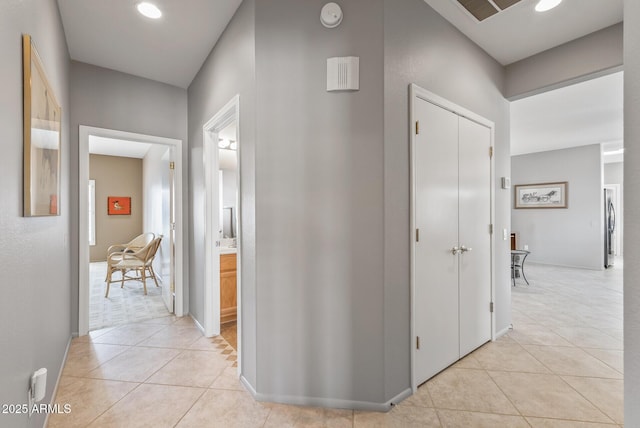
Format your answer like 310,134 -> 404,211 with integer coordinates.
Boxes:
416,336 -> 420,350
169,161 -> 175,170
416,228 -> 420,242
489,224 -> 494,234
415,121 -> 420,135
489,146 -> 494,158
490,302 -> 494,313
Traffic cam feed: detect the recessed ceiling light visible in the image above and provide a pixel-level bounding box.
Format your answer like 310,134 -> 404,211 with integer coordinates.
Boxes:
604,149 -> 624,156
137,2 -> 162,19
535,0 -> 562,12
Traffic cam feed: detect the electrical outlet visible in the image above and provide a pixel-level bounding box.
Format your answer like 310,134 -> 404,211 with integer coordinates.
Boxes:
503,229 -> 508,241
524,244 -> 529,251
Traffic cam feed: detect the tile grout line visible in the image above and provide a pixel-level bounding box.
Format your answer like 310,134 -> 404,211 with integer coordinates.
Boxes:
171,387 -> 208,428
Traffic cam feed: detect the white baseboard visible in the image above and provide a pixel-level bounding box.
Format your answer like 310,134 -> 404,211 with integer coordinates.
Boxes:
245,385 -> 412,412
526,260 -> 603,271
190,314 -> 206,335
44,336 -> 72,427
495,326 -> 511,339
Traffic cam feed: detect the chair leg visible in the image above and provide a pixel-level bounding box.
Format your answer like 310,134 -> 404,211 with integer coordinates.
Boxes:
121,269 -> 126,288
142,268 -> 147,295
105,266 -> 113,297
148,265 -> 159,287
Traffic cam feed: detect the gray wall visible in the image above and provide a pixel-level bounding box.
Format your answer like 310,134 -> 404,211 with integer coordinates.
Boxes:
624,0 -> 640,423
511,145 -> 603,270
604,161 -> 624,256
187,0 -> 257,385
255,0 -> 385,405
0,0 -> 71,426
70,61 -> 188,331
505,23 -> 623,100
605,161 -> 624,184
383,0 -> 512,399
89,155 -> 143,262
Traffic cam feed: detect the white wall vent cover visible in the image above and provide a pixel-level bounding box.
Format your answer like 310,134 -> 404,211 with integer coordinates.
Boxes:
327,56 -> 359,91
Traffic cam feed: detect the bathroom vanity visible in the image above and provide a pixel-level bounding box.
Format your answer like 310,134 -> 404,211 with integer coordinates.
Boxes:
220,248 -> 237,323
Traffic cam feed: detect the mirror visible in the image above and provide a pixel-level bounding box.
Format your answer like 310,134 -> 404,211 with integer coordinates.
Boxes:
222,206 -> 235,238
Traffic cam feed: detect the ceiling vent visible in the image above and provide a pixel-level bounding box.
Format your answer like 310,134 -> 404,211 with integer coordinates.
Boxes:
455,0 -> 523,22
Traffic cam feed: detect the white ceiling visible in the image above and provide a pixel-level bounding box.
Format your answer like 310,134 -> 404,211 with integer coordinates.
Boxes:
57,0 -> 242,88
510,71 -> 623,157
59,1 -> 624,160
89,136 -> 153,158
423,0 -> 623,65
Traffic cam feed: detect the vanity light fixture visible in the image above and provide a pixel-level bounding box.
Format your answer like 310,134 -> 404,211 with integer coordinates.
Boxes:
218,139 -> 238,150
137,2 -> 162,19
535,0 -> 562,12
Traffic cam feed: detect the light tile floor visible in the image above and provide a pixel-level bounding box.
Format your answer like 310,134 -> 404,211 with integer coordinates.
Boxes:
50,262 -> 623,427
90,262 -> 170,331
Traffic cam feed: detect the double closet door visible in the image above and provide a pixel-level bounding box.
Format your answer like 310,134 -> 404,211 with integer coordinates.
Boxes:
413,96 -> 492,386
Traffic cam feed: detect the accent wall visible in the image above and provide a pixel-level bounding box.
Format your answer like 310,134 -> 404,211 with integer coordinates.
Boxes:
89,154 -> 143,262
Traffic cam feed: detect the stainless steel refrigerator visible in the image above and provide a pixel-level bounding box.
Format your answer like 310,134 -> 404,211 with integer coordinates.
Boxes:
604,189 -> 616,268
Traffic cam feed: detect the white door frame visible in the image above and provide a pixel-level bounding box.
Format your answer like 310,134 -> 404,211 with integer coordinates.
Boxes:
409,84 -> 496,391
203,96 -> 242,367
78,125 -> 185,336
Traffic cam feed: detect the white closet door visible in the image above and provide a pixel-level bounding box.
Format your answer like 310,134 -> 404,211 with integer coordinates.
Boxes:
414,98 -> 460,385
458,116 -> 492,357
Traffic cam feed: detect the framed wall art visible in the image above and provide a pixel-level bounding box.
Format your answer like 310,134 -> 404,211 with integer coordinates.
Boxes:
107,196 -> 132,215
23,34 -> 61,217
514,182 -> 568,209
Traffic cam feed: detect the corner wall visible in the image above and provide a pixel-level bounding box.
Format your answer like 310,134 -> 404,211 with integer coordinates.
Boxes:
255,0 -> 386,405
187,0 -> 256,386
511,145 -> 603,270
70,61 -> 188,331
624,0 -> 640,423
383,0 -> 512,399
0,0 -> 71,426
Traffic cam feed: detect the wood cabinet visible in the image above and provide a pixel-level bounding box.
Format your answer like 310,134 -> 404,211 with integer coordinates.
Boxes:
220,253 -> 237,323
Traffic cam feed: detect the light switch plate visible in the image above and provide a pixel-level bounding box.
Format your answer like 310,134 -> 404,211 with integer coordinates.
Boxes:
501,177 -> 511,189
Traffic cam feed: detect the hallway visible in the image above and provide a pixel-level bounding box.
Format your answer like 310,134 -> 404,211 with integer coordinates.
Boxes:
49,263 -> 623,427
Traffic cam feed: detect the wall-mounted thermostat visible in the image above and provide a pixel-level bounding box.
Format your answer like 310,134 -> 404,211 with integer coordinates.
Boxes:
501,177 -> 511,189
327,56 -> 359,91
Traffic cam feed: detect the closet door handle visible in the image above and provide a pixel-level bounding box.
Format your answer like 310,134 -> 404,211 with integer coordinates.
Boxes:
451,246 -> 461,255
460,246 -> 472,253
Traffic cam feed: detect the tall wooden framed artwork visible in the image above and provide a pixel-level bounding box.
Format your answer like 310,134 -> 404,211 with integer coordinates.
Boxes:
23,34 -> 61,216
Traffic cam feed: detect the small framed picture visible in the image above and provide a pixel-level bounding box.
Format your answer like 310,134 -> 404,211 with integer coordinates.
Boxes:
514,182 -> 568,209
107,196 -> 131,215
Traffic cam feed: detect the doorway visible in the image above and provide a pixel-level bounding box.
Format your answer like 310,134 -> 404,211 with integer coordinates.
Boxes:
203,96 -> 242,361
78,126 -> 185,336
410,85 -> 495,389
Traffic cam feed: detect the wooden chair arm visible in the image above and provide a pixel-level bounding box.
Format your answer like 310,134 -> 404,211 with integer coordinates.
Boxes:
107,244 -> 128,255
